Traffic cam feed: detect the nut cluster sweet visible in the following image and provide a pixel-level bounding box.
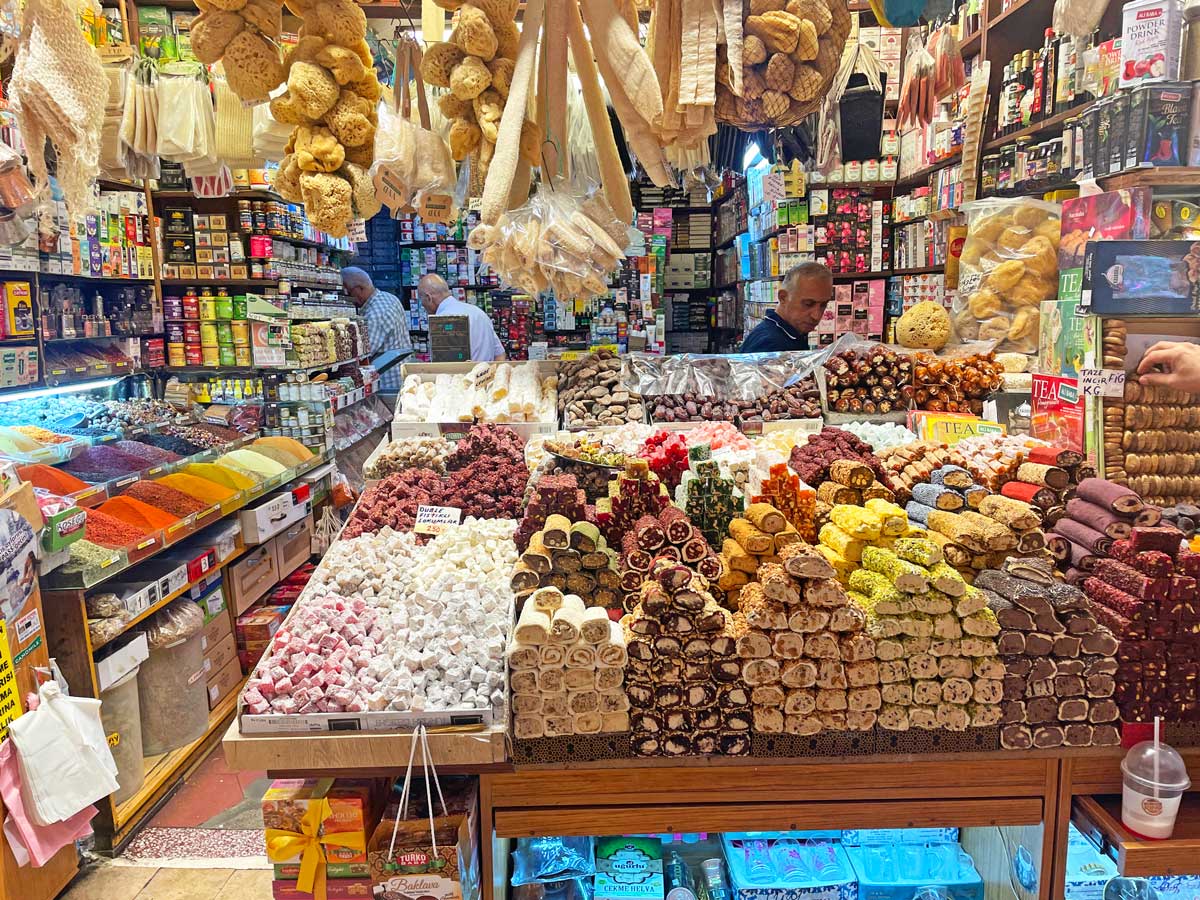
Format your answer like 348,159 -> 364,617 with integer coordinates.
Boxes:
558,351 -> 645,428
824,347 -> 911,415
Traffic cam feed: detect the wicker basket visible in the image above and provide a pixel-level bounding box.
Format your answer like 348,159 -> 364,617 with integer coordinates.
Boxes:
716,0 -> 852,131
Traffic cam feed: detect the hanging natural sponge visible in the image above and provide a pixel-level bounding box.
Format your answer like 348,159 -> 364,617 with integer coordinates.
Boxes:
519,119 -> 543,168
439,92 -> 473,119
301,0 -> 366,47
422,42 -> 466,88
289,61 -> 340,118
452,5 -> 498,60
473,89 -> 502,142
273,154 -> 304,202
449,119 -> 482,159
450,56 -> 491,99
343,163 -> 381,219
270,90 -> 316,125
325,89 -> 375,147
315,42 -> 367,84
471,0 -> 518,23
493,21 -> 519,59
192,10 -> 243,63
293,124 -> 345,172
487,57 -> 514,97
222,32 -> 285,102
239,0 -> 281,36
300,172 -> 353,236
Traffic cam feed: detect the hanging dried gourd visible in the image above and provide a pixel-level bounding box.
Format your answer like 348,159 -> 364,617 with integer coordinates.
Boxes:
259,0 -> 385,236
715,0 -> 851,130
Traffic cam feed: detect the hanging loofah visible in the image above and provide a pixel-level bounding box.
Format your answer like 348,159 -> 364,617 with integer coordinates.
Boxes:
10,0 -> 107,219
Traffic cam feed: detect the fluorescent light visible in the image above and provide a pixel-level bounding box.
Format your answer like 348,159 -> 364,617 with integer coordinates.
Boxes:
0,377 -> 125,404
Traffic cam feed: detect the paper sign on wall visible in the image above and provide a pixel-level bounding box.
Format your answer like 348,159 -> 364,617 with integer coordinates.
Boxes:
414,505 -> 462,536
0,620 -> 23,742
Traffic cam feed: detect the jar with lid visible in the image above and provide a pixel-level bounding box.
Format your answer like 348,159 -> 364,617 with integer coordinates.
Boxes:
1014,140 -> 1030,187
981,154 -> 1000,195
238,200 -> 253,233
997,145 -> 1015,191
1061,119 -> 1076,175
1046,138 -> 1063,178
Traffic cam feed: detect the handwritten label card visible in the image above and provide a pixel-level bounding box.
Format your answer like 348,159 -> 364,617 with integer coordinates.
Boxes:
1079,368 -> 1126,397
414,505 -> 463,536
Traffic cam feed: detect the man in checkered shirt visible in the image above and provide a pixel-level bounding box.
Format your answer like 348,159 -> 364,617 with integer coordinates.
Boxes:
342,267 -> 411,402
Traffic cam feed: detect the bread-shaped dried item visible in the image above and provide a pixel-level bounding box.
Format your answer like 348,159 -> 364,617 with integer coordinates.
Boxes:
452,5 -> 498,60
792,17 -> 819,60
566,3 -> 633,224
786,0 -> 832,32
746,11 -> 803,54
272,154 -> 304,203
450,55 -> 492,99
488,57 -> 515,97
761,89 -> 791,122
789,64 -> 823,101
192,9 -> 243,63
744,34 -> 768,64
479,0 -> 543,223
765,53 -> 796,92
576,0 -> 669,186
224,32 -> 286,102
325,88 -> 375,147
342,162 -> 381,219
301,0 -> 366,46
422,42 -> 466,88
293,124 -> 345,172
896,301 -> 951,350
288,61 -> 340,118
299,172 -> 352,237
240,0 -> 281,36
519,118 -> 544,168
449,119 -> 482,159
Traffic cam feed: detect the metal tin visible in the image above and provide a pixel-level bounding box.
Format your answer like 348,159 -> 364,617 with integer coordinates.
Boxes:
167,343 -> 186,367
201,345 -> 220,367
231,321 -> 250,345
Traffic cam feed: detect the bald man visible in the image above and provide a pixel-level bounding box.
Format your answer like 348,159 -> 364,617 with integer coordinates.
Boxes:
417,274 -> 506,361
739,261 -> 834,353
342,266 -> 411,395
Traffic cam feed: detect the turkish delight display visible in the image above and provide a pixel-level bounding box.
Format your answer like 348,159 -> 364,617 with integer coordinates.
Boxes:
823,345 -> 911,415
511,515 -> 622,611
240,519 -> 516,723
624,561 -> 749,756
616,503 -> 724,613
976,559 -> 1121,750
508,586 -> 628,738
397,361 -> 558,424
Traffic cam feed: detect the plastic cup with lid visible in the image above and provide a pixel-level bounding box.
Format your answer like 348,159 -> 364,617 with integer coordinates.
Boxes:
1121,726 -> 1191,839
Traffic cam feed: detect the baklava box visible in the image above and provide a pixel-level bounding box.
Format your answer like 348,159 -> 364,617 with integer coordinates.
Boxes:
1082,239 -> 1200,315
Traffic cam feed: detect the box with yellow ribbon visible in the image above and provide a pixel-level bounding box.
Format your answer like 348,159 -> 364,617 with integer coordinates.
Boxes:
263,777 -> 383,895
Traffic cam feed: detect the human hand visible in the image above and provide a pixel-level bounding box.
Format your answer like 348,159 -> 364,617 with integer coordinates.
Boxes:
1137,341 -> 1200,393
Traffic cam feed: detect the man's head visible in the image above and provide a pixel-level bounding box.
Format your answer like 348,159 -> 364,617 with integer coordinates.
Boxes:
776,262 -> 833,335
418,273 -> 452,316
342,267 -> 375,307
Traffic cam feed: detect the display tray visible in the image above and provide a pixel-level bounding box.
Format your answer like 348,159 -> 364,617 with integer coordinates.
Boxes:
237,704 -> 496,735
509,727 -> 1003,765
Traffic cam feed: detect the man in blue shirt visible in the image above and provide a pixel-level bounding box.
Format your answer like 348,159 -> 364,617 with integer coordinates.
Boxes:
418,273 -> 506,361
739,261 -> 834,353
342,267 -> 412,400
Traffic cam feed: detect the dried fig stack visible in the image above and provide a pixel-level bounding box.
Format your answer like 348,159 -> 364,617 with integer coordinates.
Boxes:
715,0 -> 851,130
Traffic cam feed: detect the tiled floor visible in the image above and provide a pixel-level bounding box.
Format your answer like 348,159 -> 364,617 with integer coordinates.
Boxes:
58,745 -> 273,899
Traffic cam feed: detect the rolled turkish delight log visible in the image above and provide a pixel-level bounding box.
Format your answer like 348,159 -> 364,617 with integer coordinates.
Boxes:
745,502 -> 787,534
820,523 -> 866,562
1017,462 -> 1069,490
697,555 -> 724,580
894,537 -> 943,567
1033,725 -> 1065,748
830,459 -> 874,488
1028,446 -> 1083,468
530,585 -> 564,614
906,500 -> 936,526
570,521 -> 601,552
759,563 -> 800,604
831,505 -> 884,540
543,515 -> 572,549
514,716 -> 544,739
910,706 -> 938,729
730,517 -> 772,554
1001,724 -> 1034,749
754,707 -> 785,733
566,643 -> 597,669
879,705 -> 911,731
1001,480 -> 1058,509
1076,478 -> 1144,516
515,603 -> 551,644
778,541 -> 838,579
579,607 -> 611,645
523,534 -> 554,575
841,632 -> 878,662
723,538 -> 758,574
508,644 -> 540,670
980,495 -> 1042,531
931,465 -> 975,489
818,481 -> 861,506
1136,506 -> 1164,527
913,483 -> 965,511
1054,518 -> 1113,556
542,691 -> 569,717
1066,498 -> 1133,540
1044,506 -> 1067,527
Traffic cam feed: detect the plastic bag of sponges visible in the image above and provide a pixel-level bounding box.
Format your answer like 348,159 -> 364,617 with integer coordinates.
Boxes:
951,198 -> 1061,355
468,186 -> 629,301
371,98 -> 457,214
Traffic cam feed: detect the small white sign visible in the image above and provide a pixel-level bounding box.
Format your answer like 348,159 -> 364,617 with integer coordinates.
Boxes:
413,505 -> 463,536
1079,368 -> 1126,397
347,219 -> 367,243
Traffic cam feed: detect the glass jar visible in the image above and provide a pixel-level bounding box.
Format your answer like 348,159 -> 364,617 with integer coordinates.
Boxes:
1046,138 -> 1062,178
1061,120 -> 1076,175
997,145 -> 1015,192
1015,140 -> 1030,187
981,154 -> 1000,195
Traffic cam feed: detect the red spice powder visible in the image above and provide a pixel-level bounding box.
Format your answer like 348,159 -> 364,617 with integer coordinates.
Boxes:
85,509 -> 150,548
18,463 -> 88,494
120,482 -> 208,517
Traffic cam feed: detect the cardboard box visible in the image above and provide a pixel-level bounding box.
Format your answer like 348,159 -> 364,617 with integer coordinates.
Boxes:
594,836 -> 663,900
207,655 -> 242,709
369,777 -> 479,900
272,879 -> 372,900
1082,239 -> 1200,315
266,779 -> 378,879
95,632 -> 149,693
204,631 -> 237,681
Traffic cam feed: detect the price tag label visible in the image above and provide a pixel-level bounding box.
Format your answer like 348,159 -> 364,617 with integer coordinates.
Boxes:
414,505 -> 463,536
347,219 -> 367,242
418,194 -> 455,224
1079,368 -> 1126,397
